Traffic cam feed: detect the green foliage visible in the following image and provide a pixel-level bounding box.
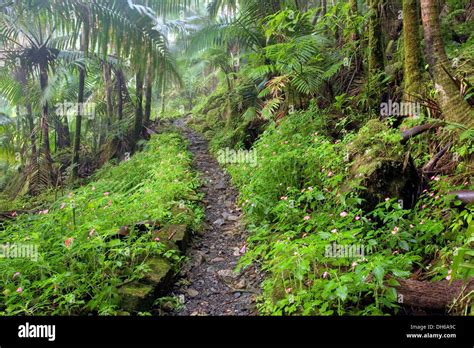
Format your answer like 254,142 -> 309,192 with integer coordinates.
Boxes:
220,110 -> 473,315
0,133 -> 202,315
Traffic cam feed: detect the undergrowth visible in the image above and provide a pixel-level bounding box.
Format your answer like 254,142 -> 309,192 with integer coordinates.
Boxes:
0,133 -> 203,315
197,107 -> 473,315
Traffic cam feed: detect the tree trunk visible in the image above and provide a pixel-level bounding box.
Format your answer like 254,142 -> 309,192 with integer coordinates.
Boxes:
104,63 -> 114,124
420,0 -> 473,129
72,67 -> 85,179
402,0 -> 424,96
368,0 -> 384,75
39,63 -> 54,184
395,278 -> 473,311
72,24 -> 89,180
17,67 -> 38,167
116,69 -> 124,121
144,55 -> 153,125
55,116 -> 70,150
349,0 -> 359,41
133,68 -> 144,151
26,103 -> 37,165
160,70 -> 166,116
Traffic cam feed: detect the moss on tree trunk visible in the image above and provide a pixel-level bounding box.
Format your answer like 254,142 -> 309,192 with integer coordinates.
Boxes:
420,0 -> 473,130
402,0 -> 424,96
368,0 -> 384,75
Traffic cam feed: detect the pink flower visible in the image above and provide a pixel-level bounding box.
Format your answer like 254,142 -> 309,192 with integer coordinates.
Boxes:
331,228 -> 338,234
391,226 -> 399,235
340,211 -> 348,218
327,171 -> 333,177
104,192 -> 110,196
154,237 -> 160,242
16,287 -> 23,293
304,215 -> 311,221
65,237 -> 74,249
13,272 -> 20,279
446,269 -> 452,281
351,261 -> 358,268
464,182 -> 469,186
322,271 -> 329,279
11,211 -> 17,217
285,287 -> 292,294
240,245 -> 247,254
355,216 -> 361,221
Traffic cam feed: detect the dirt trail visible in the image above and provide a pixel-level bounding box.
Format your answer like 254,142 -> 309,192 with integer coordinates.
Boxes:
170,118 -> 261,316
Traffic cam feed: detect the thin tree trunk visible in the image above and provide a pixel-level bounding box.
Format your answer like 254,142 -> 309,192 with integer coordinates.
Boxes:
160,70 -> 166,115
72,67 -> 85,179
116,69 -> 124,121
104,63 -> 114,124
72,22 -> 89,180
26,103 -> 37,165
39,63 -> 54,184
420,0 -> 473,129
144,55 -> 153,125
133,68 -> 144,150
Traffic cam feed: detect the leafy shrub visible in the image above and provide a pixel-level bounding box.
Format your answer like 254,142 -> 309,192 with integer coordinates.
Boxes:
0,133 -> 203,315
220,110 -> 473,315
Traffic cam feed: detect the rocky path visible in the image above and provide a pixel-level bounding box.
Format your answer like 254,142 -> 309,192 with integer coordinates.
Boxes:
170,119 -> 261,316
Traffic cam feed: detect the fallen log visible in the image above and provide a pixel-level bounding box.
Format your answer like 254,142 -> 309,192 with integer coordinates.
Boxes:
401,123 -> 442,144
395,278 -> 473,310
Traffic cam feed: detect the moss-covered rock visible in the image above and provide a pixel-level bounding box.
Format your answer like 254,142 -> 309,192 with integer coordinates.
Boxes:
154,224 -> 189,252
118,257 -> 173,312
143,257 -> 173,286
118,283 -> 155,312
347,119 -> 420,210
